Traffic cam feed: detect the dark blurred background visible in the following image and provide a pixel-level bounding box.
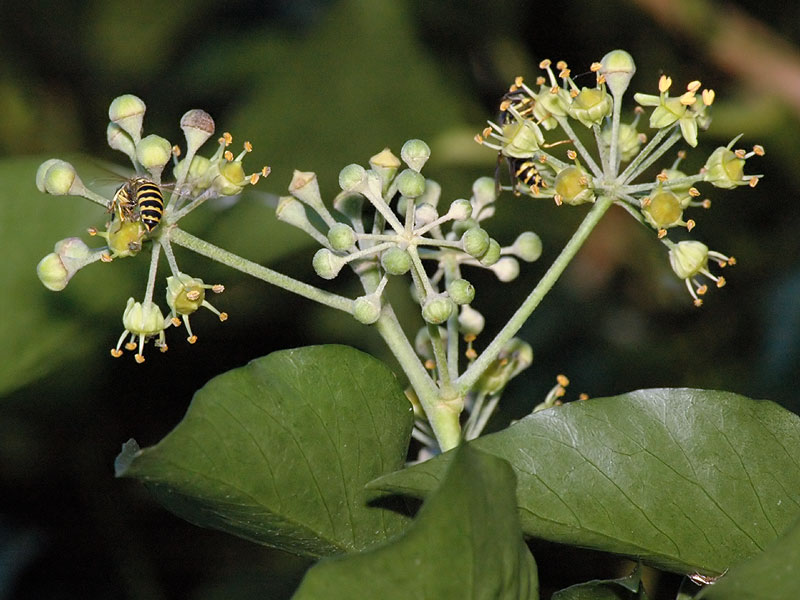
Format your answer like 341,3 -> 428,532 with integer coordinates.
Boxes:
2,0 -> 799,598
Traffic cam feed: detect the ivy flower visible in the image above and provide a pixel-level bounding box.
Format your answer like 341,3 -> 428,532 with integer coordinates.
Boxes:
667,240 -> 735,306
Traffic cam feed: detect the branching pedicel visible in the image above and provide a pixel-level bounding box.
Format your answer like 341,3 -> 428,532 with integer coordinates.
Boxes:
35,50 -> 763,454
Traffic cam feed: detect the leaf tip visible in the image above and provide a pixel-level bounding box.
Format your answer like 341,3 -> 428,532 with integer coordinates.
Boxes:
114,438 -> 141,477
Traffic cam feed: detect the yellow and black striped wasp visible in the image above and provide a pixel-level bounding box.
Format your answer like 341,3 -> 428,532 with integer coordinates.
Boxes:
109,177 -> 165,233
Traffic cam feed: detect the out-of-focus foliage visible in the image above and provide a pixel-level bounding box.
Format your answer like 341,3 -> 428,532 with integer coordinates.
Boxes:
2,0 -> 800,598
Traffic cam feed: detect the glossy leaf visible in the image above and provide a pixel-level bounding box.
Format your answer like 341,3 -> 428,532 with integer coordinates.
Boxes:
116,345 -> 413,557
292,444 -> 538,600
552,564 -> 649,600
370,389 -> 800,575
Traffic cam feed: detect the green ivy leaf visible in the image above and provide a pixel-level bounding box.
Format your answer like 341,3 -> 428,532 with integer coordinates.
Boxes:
695,514 -> 800,599
115,345 -> 413,557
552,564 -> 649,600
292,444 -> 538,600
369,389 -> 800,575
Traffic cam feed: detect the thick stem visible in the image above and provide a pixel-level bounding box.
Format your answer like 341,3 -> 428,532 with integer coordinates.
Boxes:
168,227 -> 354,313
456,194 -> 616,392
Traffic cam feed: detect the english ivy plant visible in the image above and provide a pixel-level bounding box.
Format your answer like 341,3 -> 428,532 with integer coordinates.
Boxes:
35,50 -> 799,598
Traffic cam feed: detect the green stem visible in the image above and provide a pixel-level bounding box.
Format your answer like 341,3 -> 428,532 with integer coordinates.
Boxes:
456,194 -> 616,392
169,227 -> 354,313
374,307 -> 462,451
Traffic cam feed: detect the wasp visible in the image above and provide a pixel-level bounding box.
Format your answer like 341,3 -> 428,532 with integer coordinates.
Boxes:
110,177 -> 165,233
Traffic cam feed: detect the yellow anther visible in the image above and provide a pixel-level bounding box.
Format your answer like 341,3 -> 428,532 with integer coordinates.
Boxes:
244,141 -> 253,152
570,88 -> 579,98
658,75 -> 672,93
101,253 -> 113,263
261,166 -> 271,177
702,89 -> 715,106
753,144 -> 765,156
679,91 -> 697,105
697,284 -> 708,296
188,335 -> 198,344
641,196 -> 651,207
88,227 -> 98,236
219,312 -> 228,322
110,349 -> 123,358
578,393 -> 589,401
514,75 -> 524,86
159,344 -> 168,353
549,85 -> 560,95
134,354 -> 146,364
171,317 -> 181,326
172,145 -> 181,157
249,173 -> 260,185
566,149 -> 577,160
212,284 -> 224,293
464,333 -> 477,343
687,80 -> 702,93
474,134 -> 484,144
424,359 -> 436,370
702,199 -> 712,209
555,386 -> 566,398
553,194 -> 563,206
657,228 -> 667,238
657,172 -> 668,182
716,277 -> 726,288
557,374 -> 570,386
596,73 -> 606,85
186,290 -> 201,301
535,76 -> 546,86
482,126 -> 492,137
556,60 -> 568,70
686,219 -> 696,231
465,348 -> 477,360
590,62 -> 602,72
499,99 -> 512,111
539,59 -> 551,69
125,341 -> 137,351
749,176 -> 759,187
734,149 -> 746,159
223,150 -> 234,162
689,187 -> 700,197
728,256 -> 737,266
222,132 -> 233,145
559,68 -> 570,79
694,298 -> 703,307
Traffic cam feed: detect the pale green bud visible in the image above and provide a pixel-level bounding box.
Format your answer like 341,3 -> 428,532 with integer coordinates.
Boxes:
37,160 -> 79,195
122,298 -> 166,337
276,196 -> 311,229
401,139 -> 431,172
173,155 -> 211,191
353,294 -> 382,325
381,246 -> 412,275
448,199 -> 472,221
37,237 -> 91,291
135,134 -> 172,173
447,278 -> 475,305
327,223 -> 357,251
180,109 -> 215,156
703,146 -> 745,189
512,231 -> 542,262
108,94 -> 146,143
37,253 -> 69,291
600,50 -> 636,98
417,178 -> 441,208
289,170 -> 326,214
457,304 -> 484,336
490,257 -> 519,282
396,169 -> 426,198
461,226 -> 490,258
472,176 -> 498,207
106,122 -> 137,161
339,164 -> 366,191
414,202 -> 438,227
479,239 -> 501,266
312,248 -> 345,279
421,294 -> 455,325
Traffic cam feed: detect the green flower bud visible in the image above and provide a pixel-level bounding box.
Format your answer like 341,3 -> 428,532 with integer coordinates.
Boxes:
276,196 -> 311,229
135,134 -> 172,173
289,170 -> 326,214
490,256 -> 519,282
417,178 -> 441,208
554,165 -> 595,206
668,241 -> 708,280
643,190 -> 684,229
448,199 -> 472,221
381,246 -> 412,275
600,50 -> 636,98
414,202 -> 438,227
457,304 -> 484,336
452,217 -> 477,238
471,176 -> 497,207
479,238 -> 501,266
353,294 -> 382,325
400,139 -> 431,172
174,155 -> 211,193
369,148 -> 401,191
38,160 -> 79,195
166,273 -> 206,316
180,109 -> 215,156
106,123 -> 137,161
108,94 -> 146,143
703,146 -> 745,189
37,252 -> 69,291
339,164 -> 366,191
37,238 -> 91,291
312,248 -> 345,280
447,278 -> 475,305
512,231 -> 542,262
569,87 -> 612,128
396,168 -> 426,198
327,222 -> 357,251
421,294 -> 455,325
461,226 -> 490,258
122,298 -> 166,338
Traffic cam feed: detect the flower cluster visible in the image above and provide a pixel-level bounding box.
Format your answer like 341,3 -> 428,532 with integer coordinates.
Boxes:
475,50 -> 763,306
36,95 -> 267,362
